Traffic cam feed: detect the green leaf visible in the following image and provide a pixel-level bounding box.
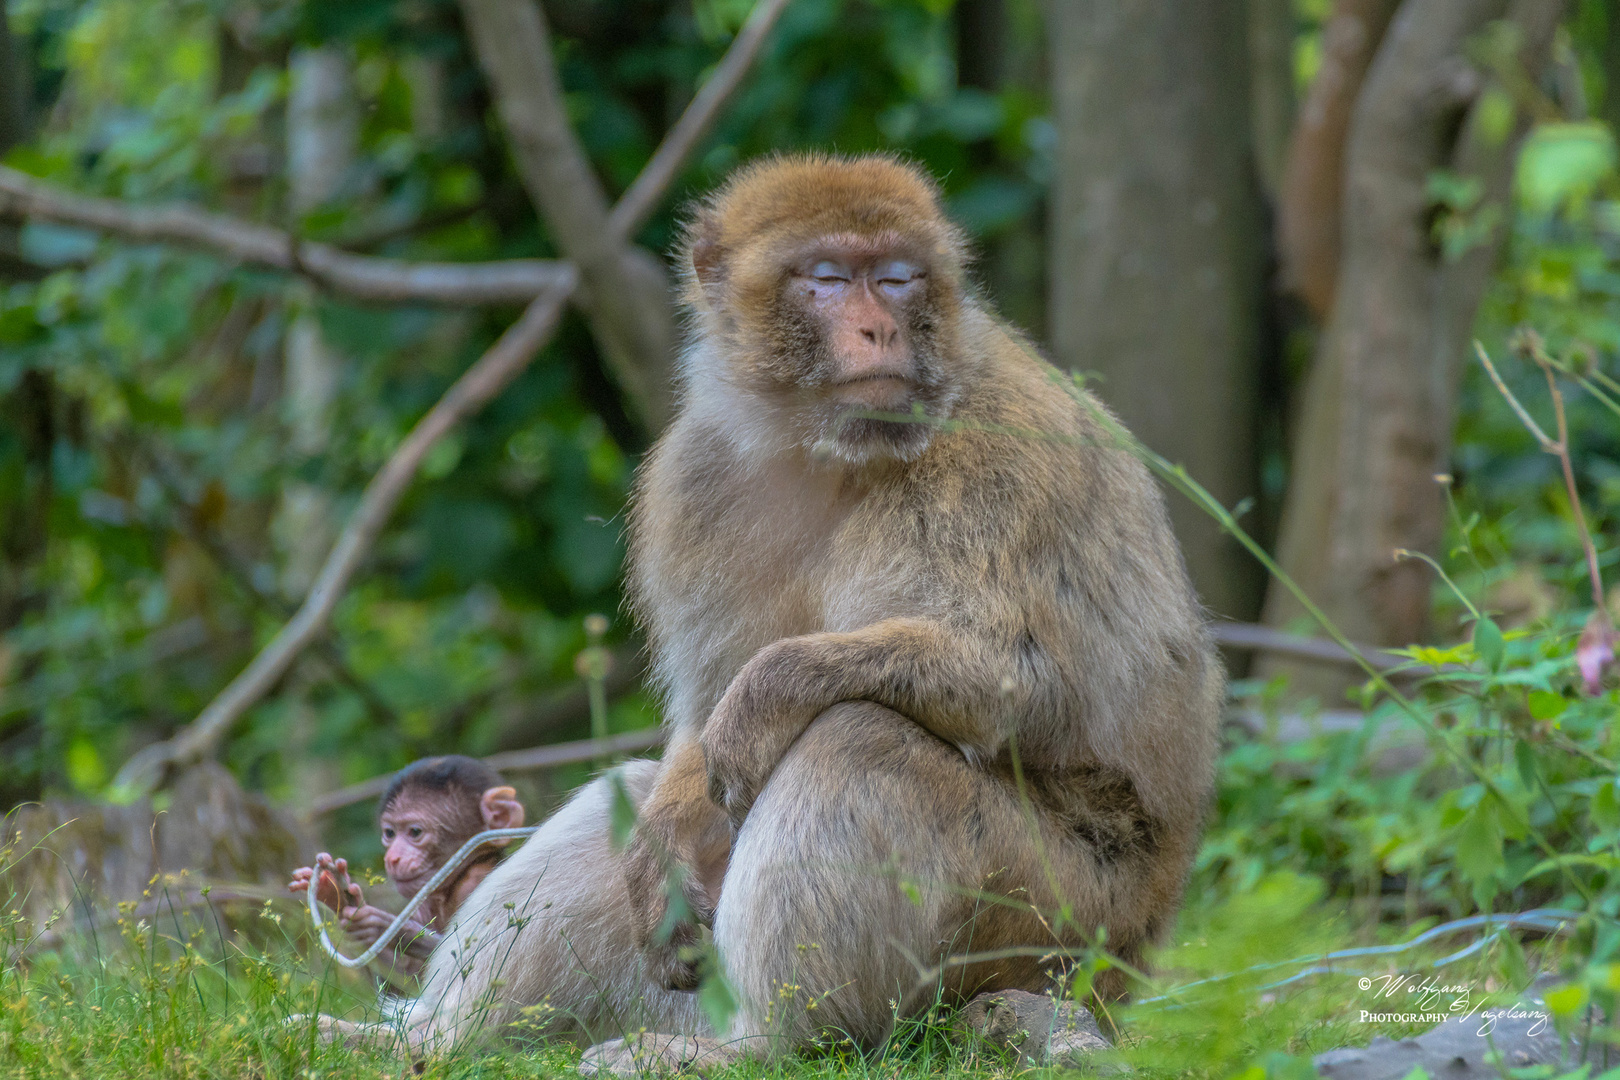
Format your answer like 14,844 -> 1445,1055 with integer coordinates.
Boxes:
1455,801 -> 1503,883
1517,122 -> 1618,213
697,966 -> 739,1034
1514,740 -> 1538,790
1527,690 -> 1566,721
607,770 -> 638,851
66,736 -> 107,793
1474,615 -> 1505,671
1497,929 -> 1530,989
1592,779 -> 1620,833
1543,983 -> 1588,1018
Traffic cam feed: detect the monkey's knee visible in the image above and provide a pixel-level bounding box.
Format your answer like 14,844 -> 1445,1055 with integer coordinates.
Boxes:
715,705 -> 972,1045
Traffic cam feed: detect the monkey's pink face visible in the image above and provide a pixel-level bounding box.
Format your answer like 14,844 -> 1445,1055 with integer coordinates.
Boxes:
380,809 -> 441,898
789,245 -> 926,408
772,235 -> 955,461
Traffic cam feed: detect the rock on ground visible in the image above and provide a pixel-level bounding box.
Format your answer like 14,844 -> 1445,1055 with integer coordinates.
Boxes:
1314,993 -> 1593,1080
576,989 -> 1113,1076
578,1033 -> 742,1078
957,988 -> 1111,1067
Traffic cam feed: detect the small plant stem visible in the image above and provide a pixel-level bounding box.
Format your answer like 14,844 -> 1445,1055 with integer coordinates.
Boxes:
1474,341 -> 1555,448
1542,365 -> 1607,616
1394,548 -> 1482,622
1476,339 -> 1610,623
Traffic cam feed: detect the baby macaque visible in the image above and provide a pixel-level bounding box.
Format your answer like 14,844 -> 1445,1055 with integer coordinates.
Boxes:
289,756 -> 525,978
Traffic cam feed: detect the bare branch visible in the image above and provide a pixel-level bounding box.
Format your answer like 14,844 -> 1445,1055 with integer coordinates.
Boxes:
110,280 -> 576,798
1210,620 -> 1405,671
458,0 -> 676,428
607,0 -> 793,241
308,728 -> 667,816
0,165 -> 570,305
488,645 -> 646,751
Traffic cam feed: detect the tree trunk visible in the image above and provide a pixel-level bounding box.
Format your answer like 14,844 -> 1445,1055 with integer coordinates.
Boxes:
1048,0 -> 1268,622
1248,0 -> 1298,200
279,47 -> 362,803
277,47 -> 357,599
457,0 -> 675,431
0,0 -> 27,154
1260,0 -> 1565,699
1277,0 -> 1403,320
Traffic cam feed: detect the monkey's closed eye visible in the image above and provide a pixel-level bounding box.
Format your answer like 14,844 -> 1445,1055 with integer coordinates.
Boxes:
809,260 -> 852,283
874,260 -> 922,286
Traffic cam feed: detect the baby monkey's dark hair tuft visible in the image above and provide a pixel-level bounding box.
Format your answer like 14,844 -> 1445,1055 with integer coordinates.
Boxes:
381,755 -> 505,816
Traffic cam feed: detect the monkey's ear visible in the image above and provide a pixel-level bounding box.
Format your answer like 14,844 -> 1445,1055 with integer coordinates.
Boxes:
690,236 -> 726,288
481,786 -> 525,830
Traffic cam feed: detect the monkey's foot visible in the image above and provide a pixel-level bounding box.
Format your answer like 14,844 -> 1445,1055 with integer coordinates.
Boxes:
957,990 -> 1110,1067
284,1012 -> 390,1050
578,1033 -> 742,1078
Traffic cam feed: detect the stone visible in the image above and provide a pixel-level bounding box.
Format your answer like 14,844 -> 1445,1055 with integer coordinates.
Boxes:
1050,1000 -> 1112,1065
578,1033 -> 742,1078
1314,988 -> 1582,1080
957,989 -> 1111,1066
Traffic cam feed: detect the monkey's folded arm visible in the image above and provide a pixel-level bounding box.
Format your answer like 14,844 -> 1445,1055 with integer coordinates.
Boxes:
701,616 -> 1024,822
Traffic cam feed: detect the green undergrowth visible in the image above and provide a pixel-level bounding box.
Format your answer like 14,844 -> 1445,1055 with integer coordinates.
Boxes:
8,388 -> 1620,1080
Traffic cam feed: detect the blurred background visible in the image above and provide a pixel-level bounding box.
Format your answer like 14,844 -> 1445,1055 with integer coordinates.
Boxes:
0,0 -> 1615,890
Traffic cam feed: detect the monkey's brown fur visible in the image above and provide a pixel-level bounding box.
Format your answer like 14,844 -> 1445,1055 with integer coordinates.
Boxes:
393,153 -> 1220,1056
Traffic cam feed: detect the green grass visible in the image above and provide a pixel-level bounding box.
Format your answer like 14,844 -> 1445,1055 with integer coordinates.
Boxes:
0,867 -> 1586,1080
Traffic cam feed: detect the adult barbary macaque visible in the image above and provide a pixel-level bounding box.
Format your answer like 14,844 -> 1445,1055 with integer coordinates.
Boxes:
394,153 -> 1220,1057
288,756 -> 524,979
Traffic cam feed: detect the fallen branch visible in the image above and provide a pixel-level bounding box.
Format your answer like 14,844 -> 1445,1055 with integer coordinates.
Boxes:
607,0 -> 793,241
1210,620 -> 1403,670
0,165 -> 571,305
111,279 -> 576,797
308,727 -> 667,816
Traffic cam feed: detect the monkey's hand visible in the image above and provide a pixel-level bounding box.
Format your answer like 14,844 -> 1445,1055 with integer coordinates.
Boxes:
623,832 -> 706,992
339,904 -> 414,951
700,646 -> 815,828
289,853 -> 358,912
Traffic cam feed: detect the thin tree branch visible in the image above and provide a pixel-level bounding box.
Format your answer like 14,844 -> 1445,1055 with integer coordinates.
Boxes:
606,0 -> 793,241
110,279 -> 576,798
0,165 -> 570,305
457,0 -> 676,429
1210,621 -> 1406,671
308,727 -> 667,816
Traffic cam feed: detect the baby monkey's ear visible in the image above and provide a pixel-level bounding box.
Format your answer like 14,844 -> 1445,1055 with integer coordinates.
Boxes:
480,785 -> 525,830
